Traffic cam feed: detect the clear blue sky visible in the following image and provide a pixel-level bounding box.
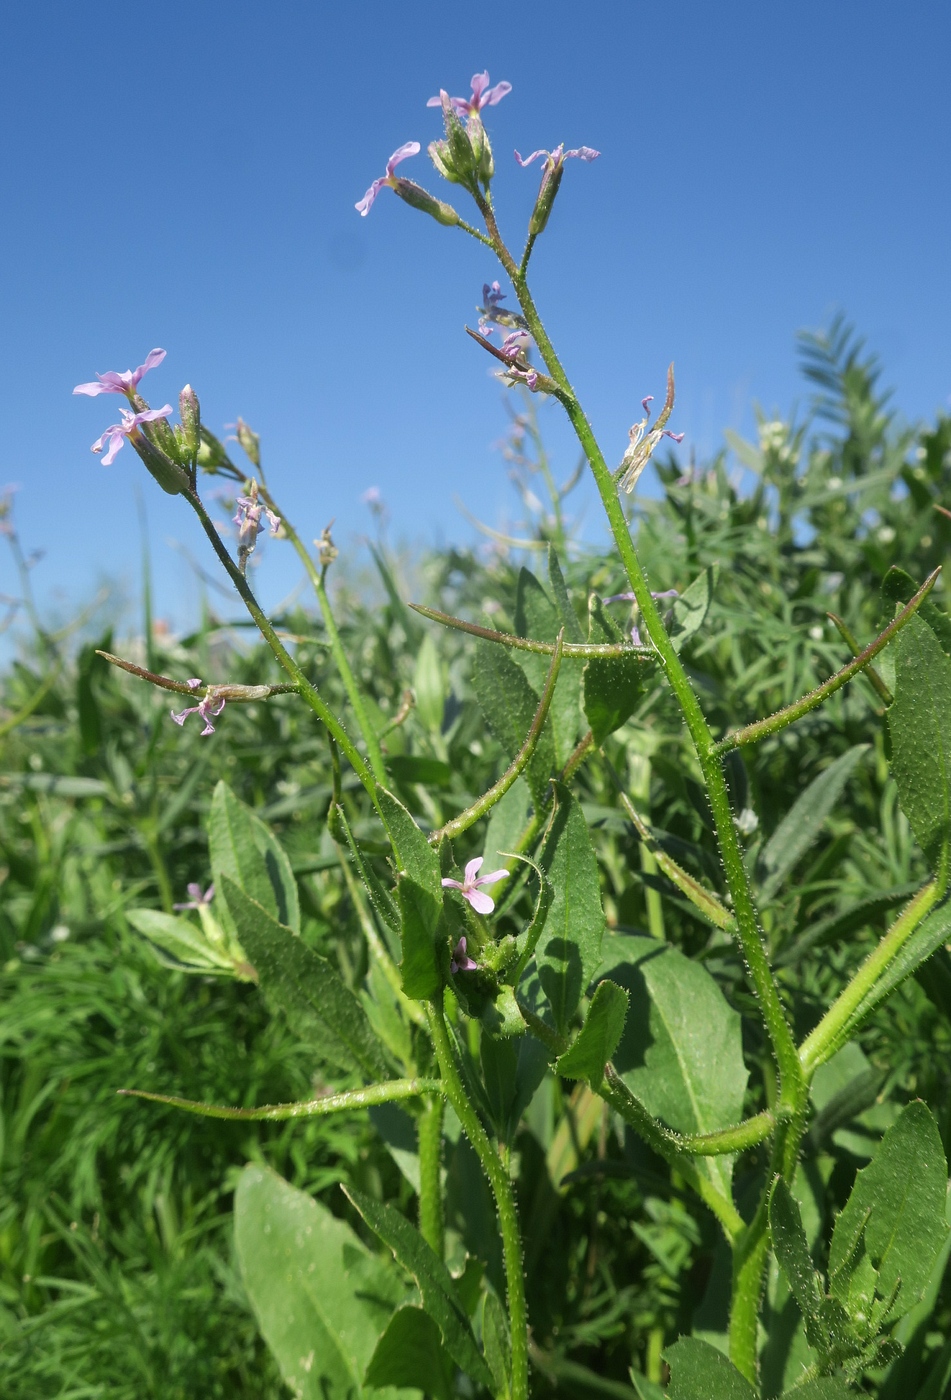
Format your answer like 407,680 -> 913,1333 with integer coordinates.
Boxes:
2,1 -> 949,631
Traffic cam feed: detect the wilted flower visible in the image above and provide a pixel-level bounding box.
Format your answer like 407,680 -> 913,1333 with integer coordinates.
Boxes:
174,882 -> 215,911
73,349 -> 166,399
618,396 -> 685,494
442,856 -> 508,915
234,483 -> 280,544
449,936 -> 478,974
427,71 -> 511,120
514,144 -> 600,170
170,689 -> 226,737
356,141 -> 421,216
515,144 -> 600,237
91,406 -> 174,467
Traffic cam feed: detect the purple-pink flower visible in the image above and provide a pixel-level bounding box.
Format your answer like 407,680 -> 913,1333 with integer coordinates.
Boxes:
442,856 -> 508,915
356,142 -> 421,216
171,690 -> 226,737
234,493 -> 280,544
514,144 -> 600,170
91,406 -> 173,467
174,882 -> 215,911
450,936 -> 478,974
73,349 -> 166,399
427,72 -> 511,120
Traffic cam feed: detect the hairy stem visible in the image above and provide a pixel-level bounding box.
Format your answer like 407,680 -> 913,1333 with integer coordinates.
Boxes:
118,1078 -> 444,1119
428,995 -> 528,1400
417,1094 -> 446,1259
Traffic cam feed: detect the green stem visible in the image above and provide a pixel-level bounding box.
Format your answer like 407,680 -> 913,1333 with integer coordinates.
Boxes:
714,568 -> 939,754
417,1095 -> 446,1258
427,995 -> 528,1400
430,630 -> 564,843
118,1078 -> 443,1119
410,603 -> 652,657
680,1109 -> 777,1157
183,489 -> 378,804
257,485 -> 388,784
799,877 -> 943,1076
488,235 -> 802,1116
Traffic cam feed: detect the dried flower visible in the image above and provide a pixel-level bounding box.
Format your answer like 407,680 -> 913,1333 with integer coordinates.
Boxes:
234,481 -> 280,545
91,406 -> 174,466
442,856 -> 508,915
449,936 -> 478,974
73,348 -> 166,399
618,396 -> 685,494
170,689 -> 226,736
356,142 -> 421,216
427,71 -> 511,120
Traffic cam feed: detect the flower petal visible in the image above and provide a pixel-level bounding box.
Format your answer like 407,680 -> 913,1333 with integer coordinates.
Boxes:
465,887 -> 496,916
441,877 -> 464,891
514,148 -> 547,167
480,80 -> 512,107
356,176 -> 386,216
134,348 -> 166,382
385,140 -> 421,176
463,856 -> 484,885
474,868 -> 508,887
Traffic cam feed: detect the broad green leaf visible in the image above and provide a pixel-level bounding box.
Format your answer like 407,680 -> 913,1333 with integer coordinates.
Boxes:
670,565 -> 718,653
221,875 -> 389,1078
781,1382 -> 853,1400
483,778 -> 531,873
664,1337 -> 756,1399
758,746 -> 869,901
829,1102 -> 948,1319
547,545 -> 585,643
513,566 -> 582,768
883,566 -> 951,657
342,1185 -> 492,1387
208,780 -> 299,932
556,980 -> 629,1086
537,785 -> 606,1034
413,633 -> 446,732
126,908 -> 234,973
386,755 -> 452,788
630,1373 -> 665,1400
365,1306 -> 453,1400
377,787 -> 444,999
769,1178 -> 826,1349
480,1031 -> 549,1143
482,1292 -> 513,1400
234,1164 -> 407,1400
472,640 -> 555,807
583,652 -> 647,745
601,933 -> 748,1196
889,614 -> 951,868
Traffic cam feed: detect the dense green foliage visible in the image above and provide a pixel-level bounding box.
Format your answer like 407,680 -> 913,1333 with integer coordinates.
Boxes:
3,322 -> 951,1396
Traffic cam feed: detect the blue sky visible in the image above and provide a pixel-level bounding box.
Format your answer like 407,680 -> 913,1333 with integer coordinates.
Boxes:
2,1 -> 949,631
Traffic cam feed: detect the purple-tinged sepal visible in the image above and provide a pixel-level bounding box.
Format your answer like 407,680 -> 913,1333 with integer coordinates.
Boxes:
392,179 -> 461,226
178,384 -> 201,460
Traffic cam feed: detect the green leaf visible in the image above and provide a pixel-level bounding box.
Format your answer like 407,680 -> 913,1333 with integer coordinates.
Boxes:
412,633 -> 446,732
234,1164 -> 407,1400
780,1381 -> 854,1400
125,908 -> 234,973
377,787 -> 444,999
664,1337 -> 756,1399
758,746 -> 869,901
479,1031 -> 549,1143
513,566 -> 582,770
472,640 -> 555,807
583,652 -> 647,745
883,566 -> 951,657
769,1178 -> 826,1350
547,544 -> 585,643
556,979 -> 629,1086
670,565 -> 718,654
536,785 -> 606,1034
482,1292 -> 513,1400
221,875 -> 389,1078
829,1101 -> 949,1320
386,755 -> 452,788
483,778 -> 531,874
342,1185 -> 492,1387
889,614 -> 951,868
601,934 -> 748,1197
208,780 -> 300,932
365,1306 -> 453,1400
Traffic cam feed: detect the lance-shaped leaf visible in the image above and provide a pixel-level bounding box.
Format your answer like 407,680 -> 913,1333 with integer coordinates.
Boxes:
829,1101 -> 949,1321
547,544 -> 585,643
536,784 -> 606,1034
769,1178 -> 828,1352
377,787 -> 444,998
883,565 -> 951,657
342,1185 -> 493,1388
670,565 -> 718,653
664,1337 -> 756,1399
234,1165 -> 406,1400
482,1292 -> 513,1400
221,875 -> 389,1078
472,640 -> 555,808
365,1306 -> 454,1400
583,595 -> 646,743
126,908 -> 237,975
556,979 -> 629,1086
889,614 -> 951,870
758,745 -> 869,902
209,780 -> 300,932
601,934 -> 748,1197
514,567 -> 582,768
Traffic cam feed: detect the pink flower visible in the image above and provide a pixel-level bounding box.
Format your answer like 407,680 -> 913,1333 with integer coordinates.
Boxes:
91,405 -> 173,466
427,72 -> 511,120
73,349 -> 166,399
356,142 -> 421,216
514,144 -> 600,170
173,882 -> 215,911
450,936 -> 478,974
170,690 -> 226,737
234,493 -> 280,544
442,856 -> 508,915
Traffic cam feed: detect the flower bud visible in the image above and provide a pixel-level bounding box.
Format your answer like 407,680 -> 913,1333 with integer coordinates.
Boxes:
394,179 -> 460,226
528,159 -> 566,238
131,432 -> 190,496
467,114 -> 494,182
428,92 -> 480,193
235,417 -> 260,468
178,384 -> 201,459
197,427 -> 229,474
